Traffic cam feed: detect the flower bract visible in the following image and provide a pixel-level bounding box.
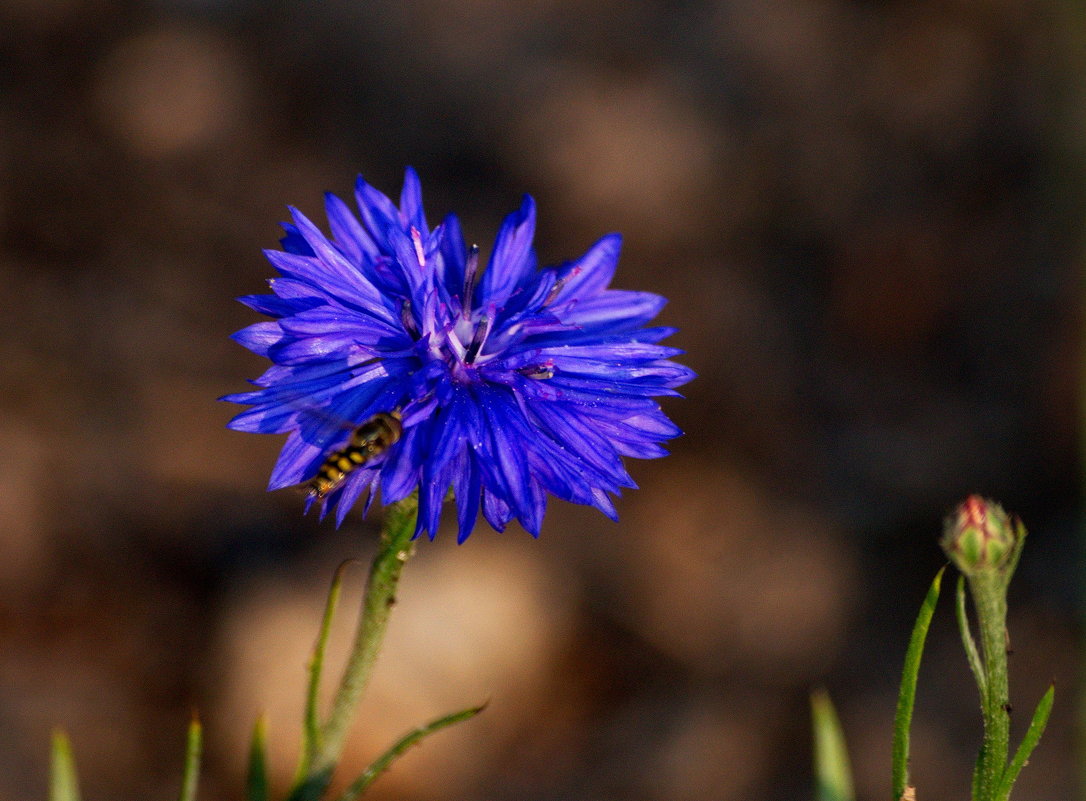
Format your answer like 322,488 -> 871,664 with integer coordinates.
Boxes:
223,168 -> 694,541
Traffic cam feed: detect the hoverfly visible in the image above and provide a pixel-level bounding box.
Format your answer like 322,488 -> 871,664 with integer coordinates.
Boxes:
306,409 -> 403,499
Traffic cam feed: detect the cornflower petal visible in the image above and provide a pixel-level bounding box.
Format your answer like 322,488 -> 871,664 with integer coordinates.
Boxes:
231,321 -> 284,356
287,210 -> 390,305
354,175 -> 403,244
557,290 -> 668,329
438,214 -> 468,303
324,191 -> 379,263
263,250 -> 394,325
333,468 -> 379,527
482,489 -> 514,533
279,223 -> 312,256
398,166 -> 429,237
239,293 -> 317,317
480,195 -> 536,304
550,233 -> 622,303
452,450 -> 481,543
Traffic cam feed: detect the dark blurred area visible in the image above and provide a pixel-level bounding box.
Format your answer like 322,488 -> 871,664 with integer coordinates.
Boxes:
0,1 -> 1081,799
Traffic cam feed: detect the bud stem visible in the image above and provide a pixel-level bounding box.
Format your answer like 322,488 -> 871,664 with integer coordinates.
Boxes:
969,571 -> 1011,801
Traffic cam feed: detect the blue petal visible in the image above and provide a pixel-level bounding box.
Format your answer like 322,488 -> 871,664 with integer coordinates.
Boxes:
279,223 -> 314,256
354,175 -> 402,247
237,293 -> 319,318
522,479 -> 545,537
547,373 -> 683,398
578,411 -> 676,459
268,429 -> 327,489
539,342 -> 684,362
551,233 -> 622,303
609,409 -> 682,440
278,306 -> 404,341
335,468 -> 378,527
480,195 -> 536,303
248,357 -> 367,391
497,342 -> 684,373
417,477 -> 444,539
399,167 -> 428,237
264,249 -> 396,326
521,324 -> 679,349
438,213 -> 468,302
268,333 -> 378,365
589,487 -> 619,520
426,402 -> 468,479
512,375 -> 664,409
482,489 -> 512,532
527,401 -> 629,487
453,450 -> 481,542
219,369 -> 345,405
475,389 -> 538,531
418,415 -> 468,540
226,403 -> 300,434
555,290 -> 667,330
384,225 -> 427,296
547,358 -> 694,385
287,209 -> 393,310
324,192 -> 379,264
231,322 -> 284,356
380,425 -> 424,502
266,277 -> 328,304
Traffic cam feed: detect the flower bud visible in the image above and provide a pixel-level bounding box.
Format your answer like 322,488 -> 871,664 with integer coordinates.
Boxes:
941,495 -> 1017,575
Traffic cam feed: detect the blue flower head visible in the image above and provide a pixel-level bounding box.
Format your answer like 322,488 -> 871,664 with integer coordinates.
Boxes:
223,168 -> 694,542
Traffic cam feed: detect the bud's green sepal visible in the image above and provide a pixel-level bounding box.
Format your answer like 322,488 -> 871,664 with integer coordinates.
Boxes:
941,496 -> 1021,577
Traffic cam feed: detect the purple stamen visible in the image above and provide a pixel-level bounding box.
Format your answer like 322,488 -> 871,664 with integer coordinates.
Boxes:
464,311 -> 492,363
410,226 -> 426,267
462,244 -> 480,319
400,299 -> 418,336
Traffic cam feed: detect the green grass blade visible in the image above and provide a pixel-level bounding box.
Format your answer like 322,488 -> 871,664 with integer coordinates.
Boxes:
49,730 -> 82,801
298,559 -> 357,777
811,689 -> 855,801
247,714 -> 270,801
333,703 -> 487,801
993,684 -> 1055,801
179,717 -> 202,801
892,567 -> 945,801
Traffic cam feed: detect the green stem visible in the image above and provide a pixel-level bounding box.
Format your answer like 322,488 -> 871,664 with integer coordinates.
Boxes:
970,572 -> 1011,801
299,496 -> 419,799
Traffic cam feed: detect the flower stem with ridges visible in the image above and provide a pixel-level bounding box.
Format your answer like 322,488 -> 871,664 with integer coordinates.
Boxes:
293,496 -> 418,801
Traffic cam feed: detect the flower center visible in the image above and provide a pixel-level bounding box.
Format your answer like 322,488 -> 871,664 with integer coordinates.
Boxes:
441,304 -> 494,384
438,244 -> 501,382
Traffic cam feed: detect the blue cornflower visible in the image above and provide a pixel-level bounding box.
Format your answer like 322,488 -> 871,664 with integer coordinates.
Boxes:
223,168 -> 694,542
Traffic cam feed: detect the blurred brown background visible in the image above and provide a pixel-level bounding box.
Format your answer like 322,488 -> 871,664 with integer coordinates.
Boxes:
0,1 -> 1081,799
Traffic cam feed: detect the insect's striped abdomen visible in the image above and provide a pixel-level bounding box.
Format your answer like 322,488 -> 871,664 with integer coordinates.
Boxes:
306,411 -> 403,499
